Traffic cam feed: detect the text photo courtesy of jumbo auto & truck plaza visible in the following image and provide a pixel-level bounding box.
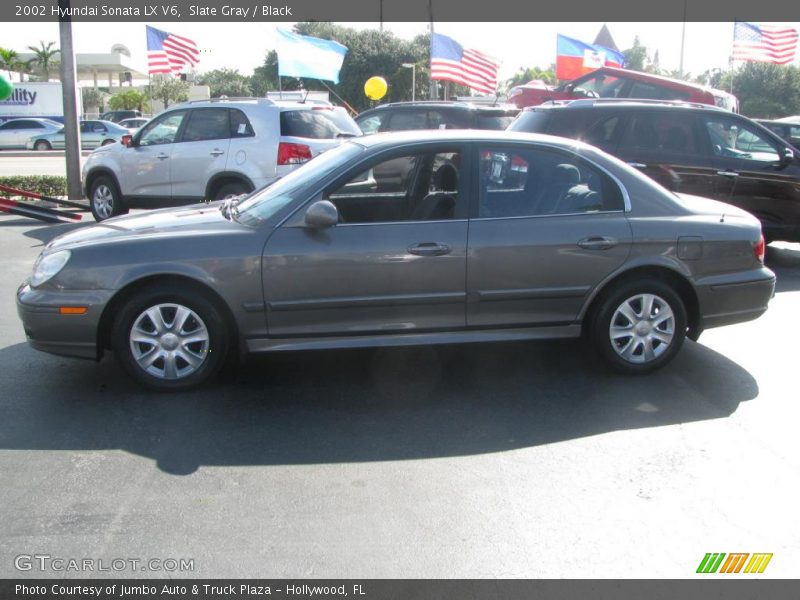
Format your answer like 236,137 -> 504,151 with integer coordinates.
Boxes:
1,0 -> 800,598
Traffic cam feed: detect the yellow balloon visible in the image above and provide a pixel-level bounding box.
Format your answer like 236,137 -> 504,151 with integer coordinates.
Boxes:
364,76 -> 388,100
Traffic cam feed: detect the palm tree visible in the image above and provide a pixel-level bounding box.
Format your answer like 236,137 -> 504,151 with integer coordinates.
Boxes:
27,41 -> 60,81
0,47 -> 26,81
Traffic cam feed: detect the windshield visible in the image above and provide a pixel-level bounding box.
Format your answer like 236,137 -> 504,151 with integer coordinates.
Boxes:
236,142 -> 364,224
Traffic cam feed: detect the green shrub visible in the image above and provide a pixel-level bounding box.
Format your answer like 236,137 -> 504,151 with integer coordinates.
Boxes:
0,175 -> 68,199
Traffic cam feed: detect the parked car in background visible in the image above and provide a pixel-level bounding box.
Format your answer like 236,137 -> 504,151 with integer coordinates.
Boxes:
355,101 -> 520,134
0,118 -> 62,149
100,110 -> 143,123
82,98 -> 362,221
507,67 -> 739,112
757,119 -> 800,149
18,130 -> 774,391
118,117 -> 150,133
509,99 -> 800,242
27,120 -> 130,150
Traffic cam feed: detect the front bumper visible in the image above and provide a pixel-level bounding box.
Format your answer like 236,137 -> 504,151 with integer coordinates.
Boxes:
16,282 -> 114,360
695,266 -> 776,330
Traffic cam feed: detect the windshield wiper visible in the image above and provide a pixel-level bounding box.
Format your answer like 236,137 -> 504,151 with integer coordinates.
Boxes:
336,132 -> 358,138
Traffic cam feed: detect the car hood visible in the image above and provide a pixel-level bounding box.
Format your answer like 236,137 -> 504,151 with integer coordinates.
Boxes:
672,193 -> 757,221
46,203 -> 252,252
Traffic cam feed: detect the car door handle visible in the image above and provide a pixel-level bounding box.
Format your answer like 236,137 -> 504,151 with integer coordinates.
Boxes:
210,149 -> 224,156
156,153 -> 169,160
578,236 -> 618,250
716,170 -> 739,177
627,162 -> 647,168
408,242 -> 452,256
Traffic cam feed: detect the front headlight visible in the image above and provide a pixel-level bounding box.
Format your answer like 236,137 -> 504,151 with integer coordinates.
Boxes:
31,250 -> 71,287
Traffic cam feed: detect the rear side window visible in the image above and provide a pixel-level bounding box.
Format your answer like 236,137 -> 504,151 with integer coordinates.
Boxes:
507,110 -> 552,134
476,114 -> 516,130
280,110 -> 353,139
477,145 -> 624,218
427,110 -> 470,129
230,109 -> 254,137
619,111 -> 700,154
387,110 -> 429,131
182,108 -> 230,142
628,81 -> 691,101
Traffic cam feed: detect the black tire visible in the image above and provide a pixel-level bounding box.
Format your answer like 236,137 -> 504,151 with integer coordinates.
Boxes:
213,181 -> 251,201
34,140 -> 51,151
111,284 -> 229,391
591,278 -> 687,374
89,175 -> 128,221
101,138 -> 116,146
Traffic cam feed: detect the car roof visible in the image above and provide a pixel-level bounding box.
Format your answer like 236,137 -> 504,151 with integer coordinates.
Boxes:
526,99 -> 728,113
350,129 -> 598,151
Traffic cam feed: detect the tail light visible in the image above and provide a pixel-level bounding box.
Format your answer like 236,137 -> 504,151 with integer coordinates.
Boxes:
753,233 -> 766,264
278,142 -> 312,165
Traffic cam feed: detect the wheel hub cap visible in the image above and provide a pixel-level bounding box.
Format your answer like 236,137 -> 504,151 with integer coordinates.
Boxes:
609,293 -> 675,364
129,303 -> 210,380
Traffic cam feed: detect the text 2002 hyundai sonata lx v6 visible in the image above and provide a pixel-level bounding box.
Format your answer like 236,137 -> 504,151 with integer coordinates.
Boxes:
17,131 -> 776,391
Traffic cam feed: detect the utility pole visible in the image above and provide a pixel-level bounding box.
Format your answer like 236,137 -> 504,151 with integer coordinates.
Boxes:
58,0 -> 82,200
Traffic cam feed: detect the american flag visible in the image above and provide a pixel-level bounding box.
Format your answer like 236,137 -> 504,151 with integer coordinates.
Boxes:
733,22 -> 798,64
146,25 -> 200,75
431,33 -> 498,95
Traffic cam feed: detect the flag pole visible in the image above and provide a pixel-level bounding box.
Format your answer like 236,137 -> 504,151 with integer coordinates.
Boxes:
730,21 -> 736,95
428,0 -> 436,100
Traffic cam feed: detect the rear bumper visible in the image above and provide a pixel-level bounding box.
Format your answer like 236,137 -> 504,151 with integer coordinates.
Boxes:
695,267 -> 776,330
16,282 -> 112,360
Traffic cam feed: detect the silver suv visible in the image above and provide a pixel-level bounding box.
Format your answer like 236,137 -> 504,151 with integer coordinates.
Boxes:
82,98 -> 361,221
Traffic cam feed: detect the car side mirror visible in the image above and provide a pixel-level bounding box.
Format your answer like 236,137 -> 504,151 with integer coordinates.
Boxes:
304,200 -> 339,229
121,134 -> 134,147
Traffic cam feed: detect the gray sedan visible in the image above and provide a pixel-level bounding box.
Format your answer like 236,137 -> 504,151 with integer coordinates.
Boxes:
26,120 -> 129,150
0,118 -> 62,149
16,130 -> 776,391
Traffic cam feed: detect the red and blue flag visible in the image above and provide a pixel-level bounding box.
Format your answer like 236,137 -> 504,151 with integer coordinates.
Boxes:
556,34 -> 625,81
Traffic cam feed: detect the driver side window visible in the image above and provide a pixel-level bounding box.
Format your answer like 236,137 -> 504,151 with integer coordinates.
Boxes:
703,117 -> 780,163
325,150 -> 462,223
138,110 -> 187,146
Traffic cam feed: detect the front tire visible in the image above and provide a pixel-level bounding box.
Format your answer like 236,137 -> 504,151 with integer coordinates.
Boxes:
592,278 -> 687,374
89,176 -> 128,221
111,284 -> 229,391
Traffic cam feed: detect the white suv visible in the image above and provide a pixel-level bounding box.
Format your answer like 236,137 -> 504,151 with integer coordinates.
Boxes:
82,97 -> 361,221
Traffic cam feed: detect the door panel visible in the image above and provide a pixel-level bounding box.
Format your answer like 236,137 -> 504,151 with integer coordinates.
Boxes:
121,110 -> 187,199
467,144 -> 632,327
263,222 -> 468,337
468,213 -> 631,327
262,144 -> 470,338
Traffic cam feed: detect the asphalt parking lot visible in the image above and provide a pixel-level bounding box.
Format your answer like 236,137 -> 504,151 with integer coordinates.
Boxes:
1,213 -> 799,578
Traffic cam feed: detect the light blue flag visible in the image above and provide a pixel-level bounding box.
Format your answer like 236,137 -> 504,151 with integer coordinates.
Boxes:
276,29 -> 348,83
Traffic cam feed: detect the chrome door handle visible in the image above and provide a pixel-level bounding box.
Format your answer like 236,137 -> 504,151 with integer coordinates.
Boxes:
156,153 -> 169,160
210,149 -> 224,156
716,170 -> 739,177
627,162 -> 647,168
578,236 -> 618,250
408,242 -> 452,256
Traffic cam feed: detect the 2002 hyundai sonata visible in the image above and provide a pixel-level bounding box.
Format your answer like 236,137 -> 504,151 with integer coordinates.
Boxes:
17,130 -> 775,391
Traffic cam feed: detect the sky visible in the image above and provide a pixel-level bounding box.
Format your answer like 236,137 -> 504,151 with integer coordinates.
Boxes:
4,21 -> 800,85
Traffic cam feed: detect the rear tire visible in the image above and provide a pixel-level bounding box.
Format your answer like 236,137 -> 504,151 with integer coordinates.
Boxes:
213,181 -> 251,201
101,139 -> 116,146
89,175 -> 128,221
111,284 -> 229,391
34,140 -> 51,151
591,278 -> 687,374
